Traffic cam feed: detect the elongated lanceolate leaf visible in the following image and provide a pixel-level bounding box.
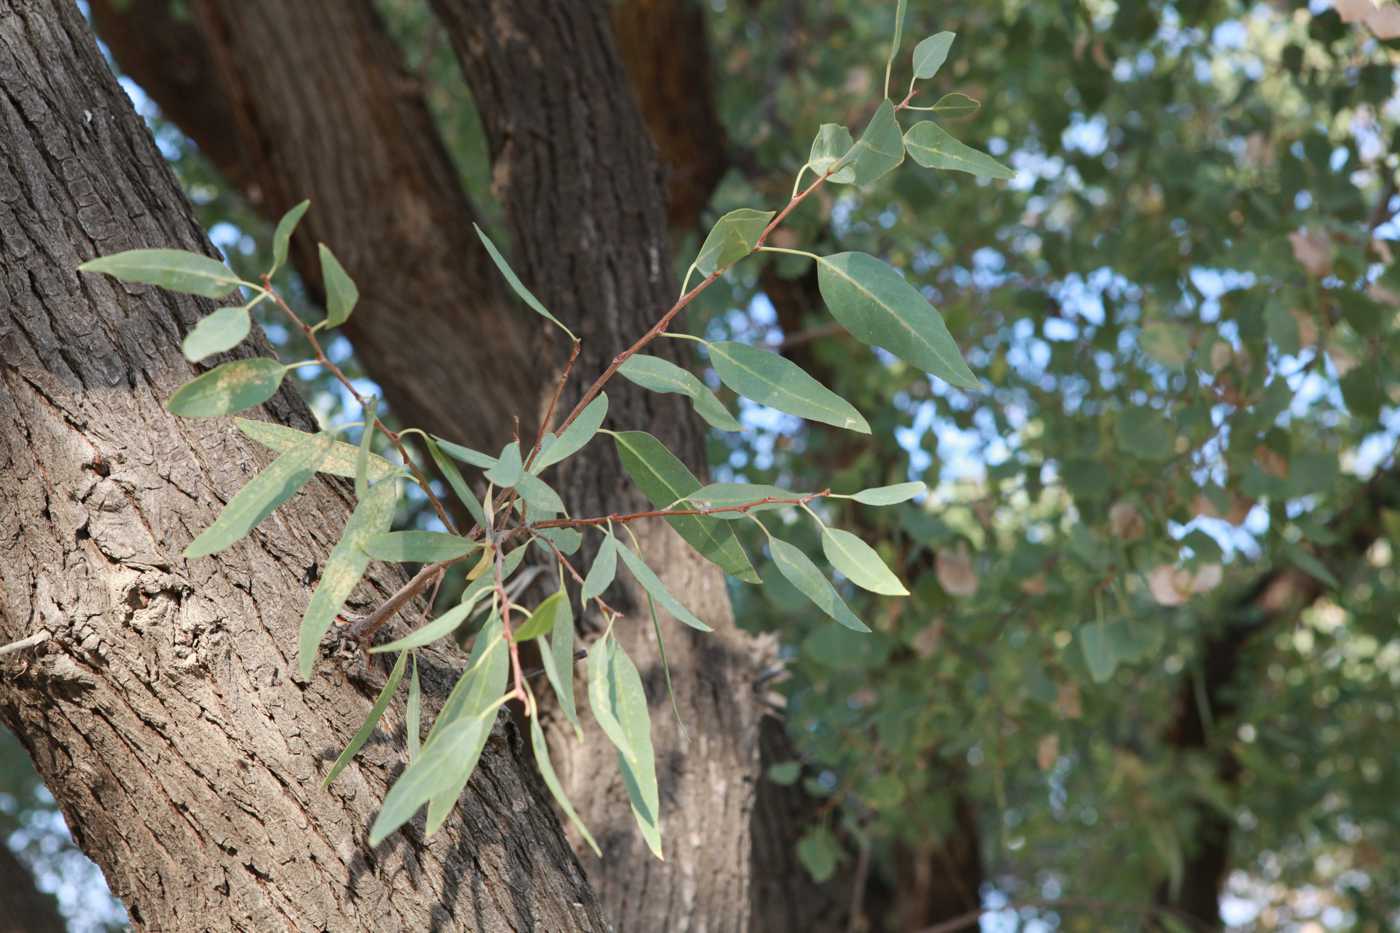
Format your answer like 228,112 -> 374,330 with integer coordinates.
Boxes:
167,358 -> 287,417
406,654 -> 421,760
515,472 -> 565,516
319,243 -> 358,327
474,223 -> 575,340
298,478 -> 399,677
80,248 -> 242,298
270,200 -> 310,275
617,355 -> 741,432
581,532 -> 619,604
533,393 -> 608,472
184,431 -> 333,558
236,418 -> 397,482
694,208 -> 775,276
424,436 -> 487,527
182,305 -> 251,362
808,124 -> 856,183
371,598 -> 476,654
368,714 -> 487,846
431,436 -> 497,470
816,252 -> 978,389
617,542 -> 711,632
355,396 -> 377,501
612,431 -> 759,582
845,99 -> 905,186
708,341 -> 870,433
322,649 -> 407,788
769,537 -> 870,633
912,32 -> 955,79
538,597 -> 580,732
513,589 -> 569,642
609,640 -> 663,859
529,714 -> 599,854
903,121 -> 1013,179
588,635 -> 633,761
821,527 -> 908,596
846,481 -> 927,505
363,530 -> 476,563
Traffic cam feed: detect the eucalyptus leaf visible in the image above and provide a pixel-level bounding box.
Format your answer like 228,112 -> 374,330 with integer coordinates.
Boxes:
424,436 -> 487,527
617,542 -> 711,632
322,649 -> 408,788
931,92 -> 979,116
182,305 -> 251,362
612,431 -> 759,582
406,654 -> 421,760
617,355 -> 740,432
184,431 -> 333,559
912,32 -> 955,79
846,481 -> 927,505
845,99 -> 905,186
236,418 -> 396,481
708,340 -> 870,433
485,441 -> 523,487
581,532 -> 619,604
808,123 -> 856,183
528,713 -> 599,855
368,714 -> 487,846
298,478 -> 399,677
363,530 -> 476,563
1078,623 -> 1119,684
79,248 -> 243,298
694,208 -> 775,276
903,121 -> 1013,179
769,538 -> 870,633
270,199 -> 310,275
167,358 -> 287,417
513,589 -> 569,642
821,528 -> 908,596
474,223 -> 575,340
515,472 -> 565,516
609,639 -> 663,859
538,599 -> 580,732
432,436 -> 497,470
319,243 -> 358,327
588,634 -> 633,761
532,393 -> 607,472
688,482 -> 798,518
816,252 -> 978,389
355,397 -> 378,500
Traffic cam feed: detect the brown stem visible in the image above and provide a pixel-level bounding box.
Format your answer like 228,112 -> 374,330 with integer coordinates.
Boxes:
531,490 -> 830,530
526,339 -> 582,470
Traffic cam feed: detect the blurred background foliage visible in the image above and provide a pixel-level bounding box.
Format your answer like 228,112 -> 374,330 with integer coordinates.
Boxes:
5,0 -> 1399,929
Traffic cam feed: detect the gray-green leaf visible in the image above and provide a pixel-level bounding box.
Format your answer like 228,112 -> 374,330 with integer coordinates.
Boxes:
368,714 -> 487,846
236,418 -> 396,482
182,305 -> 252,362
79,248 -> 242,299
708,340 -> 870,433
808,124 -> 856,183
270,199 -> 310,275
319,243 -> 358,327
299,478 -> 399,677
322,649 -> 407,788
694,208 -> 775,276
821,528 -> 908,596
355,396 -> 378,501
474,223 -> 576,340
816,252 -> 978,389
538,601 -> 580,732
610,640 -> 663,859
432,436 -> 497,470
363,530 -> 476,563
1078,623 -> 1119,684
581,532 -> 618,604
485,441 -> 523,488
617,542 -> 711,632
529,713 -> 599,855
903,121 -> 1012,179
406,654 -> 421,760
912,32 -> 955,79
168,358 -> 287,417
533,393 -> 607,473
847,481 -> 927,506
612,431 -> 759,582
513,589 -> 569,642
931,92 -> 979,116
424,436 -> 487,527
769,538 -> 870,633
588,634 -> 633,761
688,482 -> 798,518
184,431 -> 333,559
617,354 -> 741,432
845,99 -> 905,187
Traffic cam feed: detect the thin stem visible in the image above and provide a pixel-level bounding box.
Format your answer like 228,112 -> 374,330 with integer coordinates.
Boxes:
790,164 -> 810,200
531,490 -> 830,530
757,245 -> 820,262
348,556 -> 469,644
525,339 -> 581,471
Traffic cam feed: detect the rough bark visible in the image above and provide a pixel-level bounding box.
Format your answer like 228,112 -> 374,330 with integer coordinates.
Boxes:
0,844 -> 66,933
88,0 -> 535,453
430,2 -> 766,929
0,2 -> 607,930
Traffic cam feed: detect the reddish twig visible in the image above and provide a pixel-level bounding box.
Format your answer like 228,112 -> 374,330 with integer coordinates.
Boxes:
530,490 -> 830,530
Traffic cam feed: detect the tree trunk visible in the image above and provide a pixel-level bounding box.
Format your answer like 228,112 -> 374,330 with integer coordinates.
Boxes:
88,0 -> 535,454
430,2 -> 766,929
0,2 -> 606,930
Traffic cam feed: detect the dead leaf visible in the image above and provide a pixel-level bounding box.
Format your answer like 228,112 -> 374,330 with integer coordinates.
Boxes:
1037,734 -> 1060,772
1109,501 -> 1146,541
1289,228 -> 1333,277
936,543 -> 978,598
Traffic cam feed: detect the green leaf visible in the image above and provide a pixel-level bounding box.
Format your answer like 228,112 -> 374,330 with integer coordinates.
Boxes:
708,340 -> 870,433
1115,408 -> 1176,462
1140,321 -> 1192,368
643,591 -> 686,740
845,99 -> 905,186
533,393 -> 607,473
1077,622 -> 1119,684
912,32 -> 955,79
769,538 -> 870,633
406,654 -> 421,760
808,124 -> 856,183
610,640 -> 663,859
182,305 -> 251,362
617,541 -> 711,632
371,593 -> 480,654
538,600 -> 580,732
618,354 -> 742,432
581,532 -> 619,604
612,431 -> 760,582
270,199 -> 310,275
821,527 -> 908,596
236,418 -> 396,482
513,589 -> 569,642
322,649 -> 408,788
797,826 -> 841,882
930,92 -> 979,116
817,252 -> 978,389
355,396 -> 378,501
299,479 -> 399,677
847,481 -> 926,505
903,121 -> 1013,179
485,441 -> 523,487
319,243 -> 358,328
79,248 -> 242,298
528,712 -> 599,855
534,525 -> 582,555
474,223 -> 576,340
516,472 -> 565,516
167,358 -> 287,417
886,0 -> 908,81
694,208 -> 775,276
424,436 -> 487,527
368,714 -> 488,846
184,432 -> 333,559
688,482 -> 798,518
431,436 -> 497,470
363,530 -> 476,564
588,634 -> 633,761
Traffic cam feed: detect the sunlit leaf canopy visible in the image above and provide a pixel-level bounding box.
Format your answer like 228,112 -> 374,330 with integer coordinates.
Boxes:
129,0 -> 1400,926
